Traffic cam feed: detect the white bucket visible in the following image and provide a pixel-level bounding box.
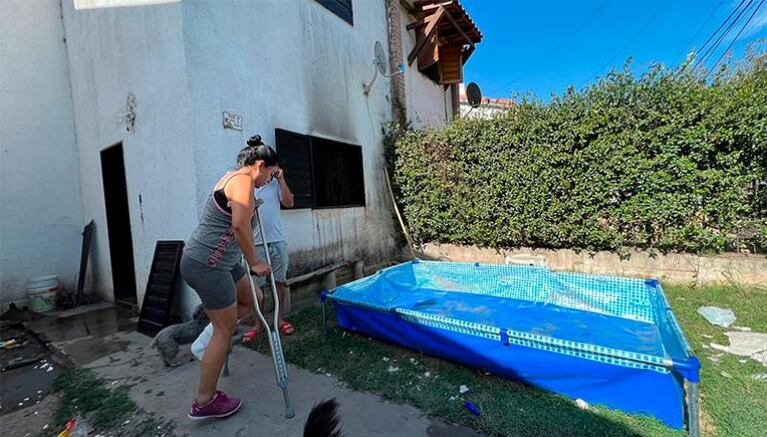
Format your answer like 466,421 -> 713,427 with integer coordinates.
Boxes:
191,323 -> 214,361
27,275 -> 58,289
26,275 -> 60,313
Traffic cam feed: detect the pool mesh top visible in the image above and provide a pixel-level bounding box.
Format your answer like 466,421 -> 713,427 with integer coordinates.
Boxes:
328,260 -> 692,367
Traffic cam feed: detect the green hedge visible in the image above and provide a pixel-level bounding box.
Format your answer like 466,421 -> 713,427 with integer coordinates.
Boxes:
387,53 -> 767,254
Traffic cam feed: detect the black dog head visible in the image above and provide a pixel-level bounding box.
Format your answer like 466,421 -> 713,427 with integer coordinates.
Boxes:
304,398 -> 343,437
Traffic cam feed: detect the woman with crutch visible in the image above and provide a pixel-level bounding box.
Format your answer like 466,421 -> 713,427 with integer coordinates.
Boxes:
180,135 -> 276,419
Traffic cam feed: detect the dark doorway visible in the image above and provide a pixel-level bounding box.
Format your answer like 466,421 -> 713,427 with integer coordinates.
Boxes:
100,143 -> 137,305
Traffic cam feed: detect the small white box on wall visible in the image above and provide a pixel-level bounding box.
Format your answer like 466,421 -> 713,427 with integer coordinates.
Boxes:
223,111 -> 243,131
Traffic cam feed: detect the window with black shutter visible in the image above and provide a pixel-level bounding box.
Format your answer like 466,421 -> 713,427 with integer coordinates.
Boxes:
315,0 -> 353,25
275,128 -> 365,209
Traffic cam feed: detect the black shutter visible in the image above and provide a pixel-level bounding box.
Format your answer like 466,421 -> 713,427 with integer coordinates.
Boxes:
275,129 -> 314,209
316,0 -> 353,25
312,137 -> 365,207
137,240 -> 184,337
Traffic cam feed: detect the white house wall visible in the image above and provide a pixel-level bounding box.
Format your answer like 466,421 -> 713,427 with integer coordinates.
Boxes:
398,3 -> 453,128
3,0 -> 452,316
60,0 -> 198,306
0,0 -> 84,309
180,0 -> 405,280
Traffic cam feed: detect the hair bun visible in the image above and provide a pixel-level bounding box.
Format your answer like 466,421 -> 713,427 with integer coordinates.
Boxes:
247,135 -> 263,147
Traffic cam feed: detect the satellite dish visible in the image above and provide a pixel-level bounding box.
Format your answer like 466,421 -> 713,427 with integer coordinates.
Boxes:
364,41 -> 405,96
466,82 -> 482,108
374,41 -> 387,76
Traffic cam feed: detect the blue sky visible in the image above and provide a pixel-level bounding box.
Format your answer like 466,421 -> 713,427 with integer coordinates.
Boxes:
460,0 -> 767,100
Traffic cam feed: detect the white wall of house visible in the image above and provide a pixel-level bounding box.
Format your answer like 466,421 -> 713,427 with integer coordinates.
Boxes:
2,0 -> 454,317
0,0 -> 84,309
398,3 -> 454,127
181,0 -> 404,280
60,0 -> 199,308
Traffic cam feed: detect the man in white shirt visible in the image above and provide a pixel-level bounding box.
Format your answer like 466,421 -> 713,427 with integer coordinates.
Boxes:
242,165 -> 295,341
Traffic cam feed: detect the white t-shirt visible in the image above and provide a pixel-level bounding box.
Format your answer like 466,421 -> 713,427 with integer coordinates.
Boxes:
253,178 -> 285,244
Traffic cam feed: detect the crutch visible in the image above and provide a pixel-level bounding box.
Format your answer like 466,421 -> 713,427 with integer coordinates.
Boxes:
242,199 -> 295,419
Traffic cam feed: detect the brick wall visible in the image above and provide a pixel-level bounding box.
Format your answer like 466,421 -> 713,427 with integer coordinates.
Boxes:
386,0 -> 407,125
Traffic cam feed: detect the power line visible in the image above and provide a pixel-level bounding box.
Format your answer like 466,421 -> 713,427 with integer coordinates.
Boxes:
695,0 -> 755,68
488,0 -> 612,96
694,0 -> 755,69
673,0 -> 726,65
707,0 -> 766,75
579,0 -> 671,89
694,0 -> 748,61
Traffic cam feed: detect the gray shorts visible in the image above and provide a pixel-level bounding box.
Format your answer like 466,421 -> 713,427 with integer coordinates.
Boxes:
254,240 -> 289,288
180,254 -> 247,310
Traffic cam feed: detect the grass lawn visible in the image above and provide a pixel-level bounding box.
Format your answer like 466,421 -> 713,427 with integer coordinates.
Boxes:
47,368 -> 174,437
245,283 -> 766,437
662,284 -> 767,437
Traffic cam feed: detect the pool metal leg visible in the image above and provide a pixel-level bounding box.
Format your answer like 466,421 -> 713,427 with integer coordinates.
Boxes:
675,356 -> 701,437
688,381 -> 700,437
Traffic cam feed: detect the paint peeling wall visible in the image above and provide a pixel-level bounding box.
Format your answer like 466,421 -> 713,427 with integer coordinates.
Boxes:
0,0 -> 84,309
60,0 -> 198,307
180,0 -> 409,282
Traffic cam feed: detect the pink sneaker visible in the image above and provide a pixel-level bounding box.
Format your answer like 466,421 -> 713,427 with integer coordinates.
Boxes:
188,391 -> 242,420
